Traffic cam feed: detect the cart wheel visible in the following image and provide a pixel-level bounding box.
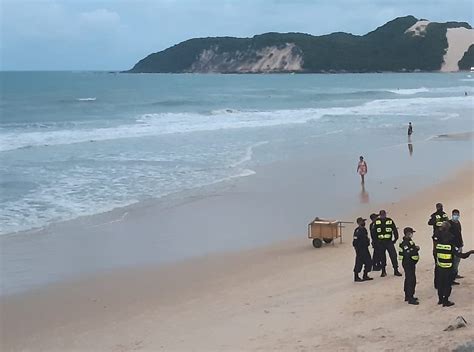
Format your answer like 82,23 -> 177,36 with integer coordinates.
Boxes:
323,238 -> 333,244
312,238 -> 323,248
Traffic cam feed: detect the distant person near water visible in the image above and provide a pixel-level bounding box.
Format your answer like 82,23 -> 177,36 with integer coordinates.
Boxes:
357,156 -> 367,184
408,122 -> 413,137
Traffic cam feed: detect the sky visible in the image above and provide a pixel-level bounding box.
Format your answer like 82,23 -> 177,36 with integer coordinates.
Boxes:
1,0 -> 473,71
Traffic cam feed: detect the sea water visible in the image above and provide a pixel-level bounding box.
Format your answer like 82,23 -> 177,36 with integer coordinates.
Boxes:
1,72 -> 473,235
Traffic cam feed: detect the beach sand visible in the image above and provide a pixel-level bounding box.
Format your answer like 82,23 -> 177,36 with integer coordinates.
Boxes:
1,162 -> 473,351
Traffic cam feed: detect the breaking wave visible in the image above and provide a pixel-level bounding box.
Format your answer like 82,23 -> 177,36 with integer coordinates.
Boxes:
1,95 -> 472,152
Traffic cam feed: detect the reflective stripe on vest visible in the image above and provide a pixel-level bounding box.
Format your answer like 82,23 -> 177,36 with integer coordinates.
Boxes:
375,219 -> 393,240
399,241 -> 419,262
437,253 -> 452,260
435,243 -> 453,269
435,214 -> 448,227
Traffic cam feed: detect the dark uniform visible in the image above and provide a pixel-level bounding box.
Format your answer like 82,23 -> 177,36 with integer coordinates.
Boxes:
399,233 -> 419,303
428,209 -> 449,246
428,206 -> 449,288
353,225 -> 372,280
373,216 -> 401,276
434,227 -> 473,307
370,217 -> 385,271
448,218 -> 464,278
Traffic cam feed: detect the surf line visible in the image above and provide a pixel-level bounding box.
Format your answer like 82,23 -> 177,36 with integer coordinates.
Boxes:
88,211 -> 129,228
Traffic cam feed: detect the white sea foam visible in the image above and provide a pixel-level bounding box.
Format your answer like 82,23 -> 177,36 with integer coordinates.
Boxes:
388,87 -> 430,95
76,97 -> 97,101
1,95 -> 473,152
229,141 -> 269,168
439,113 -> 460,121
386,86 -> 474,95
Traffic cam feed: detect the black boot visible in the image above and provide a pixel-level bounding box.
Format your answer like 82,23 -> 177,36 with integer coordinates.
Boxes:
363,272 -> 373,281
354,273 -> 363,282
443,300 -> 455,307
381,268 -> 387,277
407,298 -> 419,305
394,268 -> 402,277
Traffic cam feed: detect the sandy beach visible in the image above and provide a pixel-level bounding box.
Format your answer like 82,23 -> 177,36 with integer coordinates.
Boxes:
2,159 -> 473,351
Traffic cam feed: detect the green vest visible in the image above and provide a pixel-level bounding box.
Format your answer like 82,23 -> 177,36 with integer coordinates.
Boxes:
374,219 -> 393,240
435,243 -> 453,269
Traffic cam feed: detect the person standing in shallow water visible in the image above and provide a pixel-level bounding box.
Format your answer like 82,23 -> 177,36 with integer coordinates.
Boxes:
408,122 -> 413,137
357,156 -> 367,184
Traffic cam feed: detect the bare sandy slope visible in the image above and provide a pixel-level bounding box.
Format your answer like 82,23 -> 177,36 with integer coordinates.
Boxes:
1,164 -> 473,352
441,27 -> 474,72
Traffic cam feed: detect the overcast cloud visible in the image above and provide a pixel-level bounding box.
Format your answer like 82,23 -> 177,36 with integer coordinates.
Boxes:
1,0 -> 473,70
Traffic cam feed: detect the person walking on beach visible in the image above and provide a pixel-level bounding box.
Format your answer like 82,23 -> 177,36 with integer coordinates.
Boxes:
407,122 -> 413,137
399,227 -> 420,305
449,209 -> 464,281
434,221 -> 473,307
353,217 -> 373,282
369,213 -> 384,272
373,210 -> 402,277
357,156 -> 367,184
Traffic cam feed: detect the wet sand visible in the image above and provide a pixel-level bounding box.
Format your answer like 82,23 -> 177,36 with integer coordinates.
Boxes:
1,160 -> 473,351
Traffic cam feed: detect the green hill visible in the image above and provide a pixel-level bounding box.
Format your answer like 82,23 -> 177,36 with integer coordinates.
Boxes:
128,16 -> 473,73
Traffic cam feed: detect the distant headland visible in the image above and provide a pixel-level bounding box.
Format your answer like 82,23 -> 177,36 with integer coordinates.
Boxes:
127,16 -> 474,74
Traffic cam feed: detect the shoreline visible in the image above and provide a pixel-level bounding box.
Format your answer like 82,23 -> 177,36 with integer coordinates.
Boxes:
2,130 -> 472,239
1,131 -> 473,296
1,162 -> 473,351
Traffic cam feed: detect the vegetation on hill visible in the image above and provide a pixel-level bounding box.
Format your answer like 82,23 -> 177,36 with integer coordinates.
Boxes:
458,44 -> 474,70
128,16 -> 472,73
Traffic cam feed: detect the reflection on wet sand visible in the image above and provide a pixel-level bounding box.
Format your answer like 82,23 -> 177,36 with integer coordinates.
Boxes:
408,143 -> 413,156
359,184 -> 369,203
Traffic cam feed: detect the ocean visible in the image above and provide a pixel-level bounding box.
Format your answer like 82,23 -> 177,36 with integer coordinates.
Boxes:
1,72 -> 473,235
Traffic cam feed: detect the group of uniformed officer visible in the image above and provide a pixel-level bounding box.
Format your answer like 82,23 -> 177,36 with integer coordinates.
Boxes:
352,204 -> 473,307
428,203 -> 472,307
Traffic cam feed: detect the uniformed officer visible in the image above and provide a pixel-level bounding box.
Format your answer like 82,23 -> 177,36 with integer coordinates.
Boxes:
373,210 -> 402,277
370,213 -> 384,272
353,217 -> 373,282
428,203 -> 449,242
399,227 -> 420,305
434,221 -> 474,307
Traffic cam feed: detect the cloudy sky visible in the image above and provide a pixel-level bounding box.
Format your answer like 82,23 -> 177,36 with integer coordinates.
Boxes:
1,0 -> 473,70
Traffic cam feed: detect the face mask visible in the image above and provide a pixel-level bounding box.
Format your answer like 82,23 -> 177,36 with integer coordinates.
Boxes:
452,215 -> 460,221
407,233 -> 413,238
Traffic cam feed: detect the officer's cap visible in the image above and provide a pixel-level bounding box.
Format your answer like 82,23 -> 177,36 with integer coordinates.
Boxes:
403,227 -> 416,235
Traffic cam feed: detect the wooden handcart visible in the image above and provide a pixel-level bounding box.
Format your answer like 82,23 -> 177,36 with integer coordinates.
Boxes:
308,218 -> 352,248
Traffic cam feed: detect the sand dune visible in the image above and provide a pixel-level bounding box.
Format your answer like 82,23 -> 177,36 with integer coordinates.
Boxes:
441,27 -> 474,72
